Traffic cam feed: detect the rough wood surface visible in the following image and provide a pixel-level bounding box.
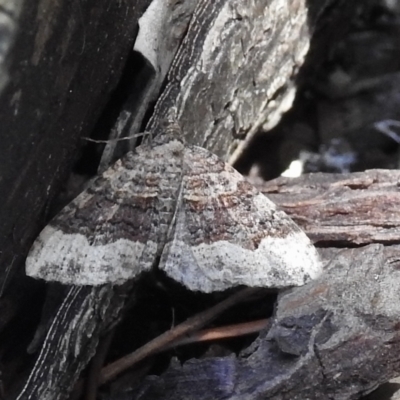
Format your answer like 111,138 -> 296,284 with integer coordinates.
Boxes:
112,171 -> 400,400
125,244 -> 400,400
261,169 -> 400,246
15,285 -> 129,400
119,169 -> 400,400
98,0 -> 198,171
146,0 -> 325,162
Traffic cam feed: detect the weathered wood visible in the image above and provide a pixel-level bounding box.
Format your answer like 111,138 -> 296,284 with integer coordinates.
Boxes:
98,0 -> 199,171
15,285 -> 130,400
125,244 -> 400,400
261,169 -> 400,246
146,0 -> 337,162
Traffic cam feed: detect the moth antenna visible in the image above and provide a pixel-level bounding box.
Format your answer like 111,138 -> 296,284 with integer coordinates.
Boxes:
81,132 -> 149,144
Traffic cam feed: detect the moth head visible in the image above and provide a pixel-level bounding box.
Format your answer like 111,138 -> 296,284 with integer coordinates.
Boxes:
153,107 -> 185,146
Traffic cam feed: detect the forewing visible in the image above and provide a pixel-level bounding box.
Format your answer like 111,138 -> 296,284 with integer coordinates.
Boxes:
26,142 -> 182,286
160,145 -> 321,293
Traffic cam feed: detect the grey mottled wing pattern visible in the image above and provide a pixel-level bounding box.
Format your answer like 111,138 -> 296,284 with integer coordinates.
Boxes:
160,144 -> 321,293
26,138 -> 184,285
27,128 -> 321,291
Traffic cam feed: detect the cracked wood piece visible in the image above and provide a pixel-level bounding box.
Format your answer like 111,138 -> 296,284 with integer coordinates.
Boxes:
15,284 -> 129,400
145,0 -> 329,160
120,244 -> 400,400
98,0 -> 198,170
259,169 -> 400,246
26,120 -> 321,292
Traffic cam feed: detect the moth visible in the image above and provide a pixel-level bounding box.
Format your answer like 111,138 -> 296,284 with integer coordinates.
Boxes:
26,120 -> 321,292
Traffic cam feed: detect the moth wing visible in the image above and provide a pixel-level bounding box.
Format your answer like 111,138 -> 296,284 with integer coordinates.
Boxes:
26,147 -> 170,286
160,145 -> 321,293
